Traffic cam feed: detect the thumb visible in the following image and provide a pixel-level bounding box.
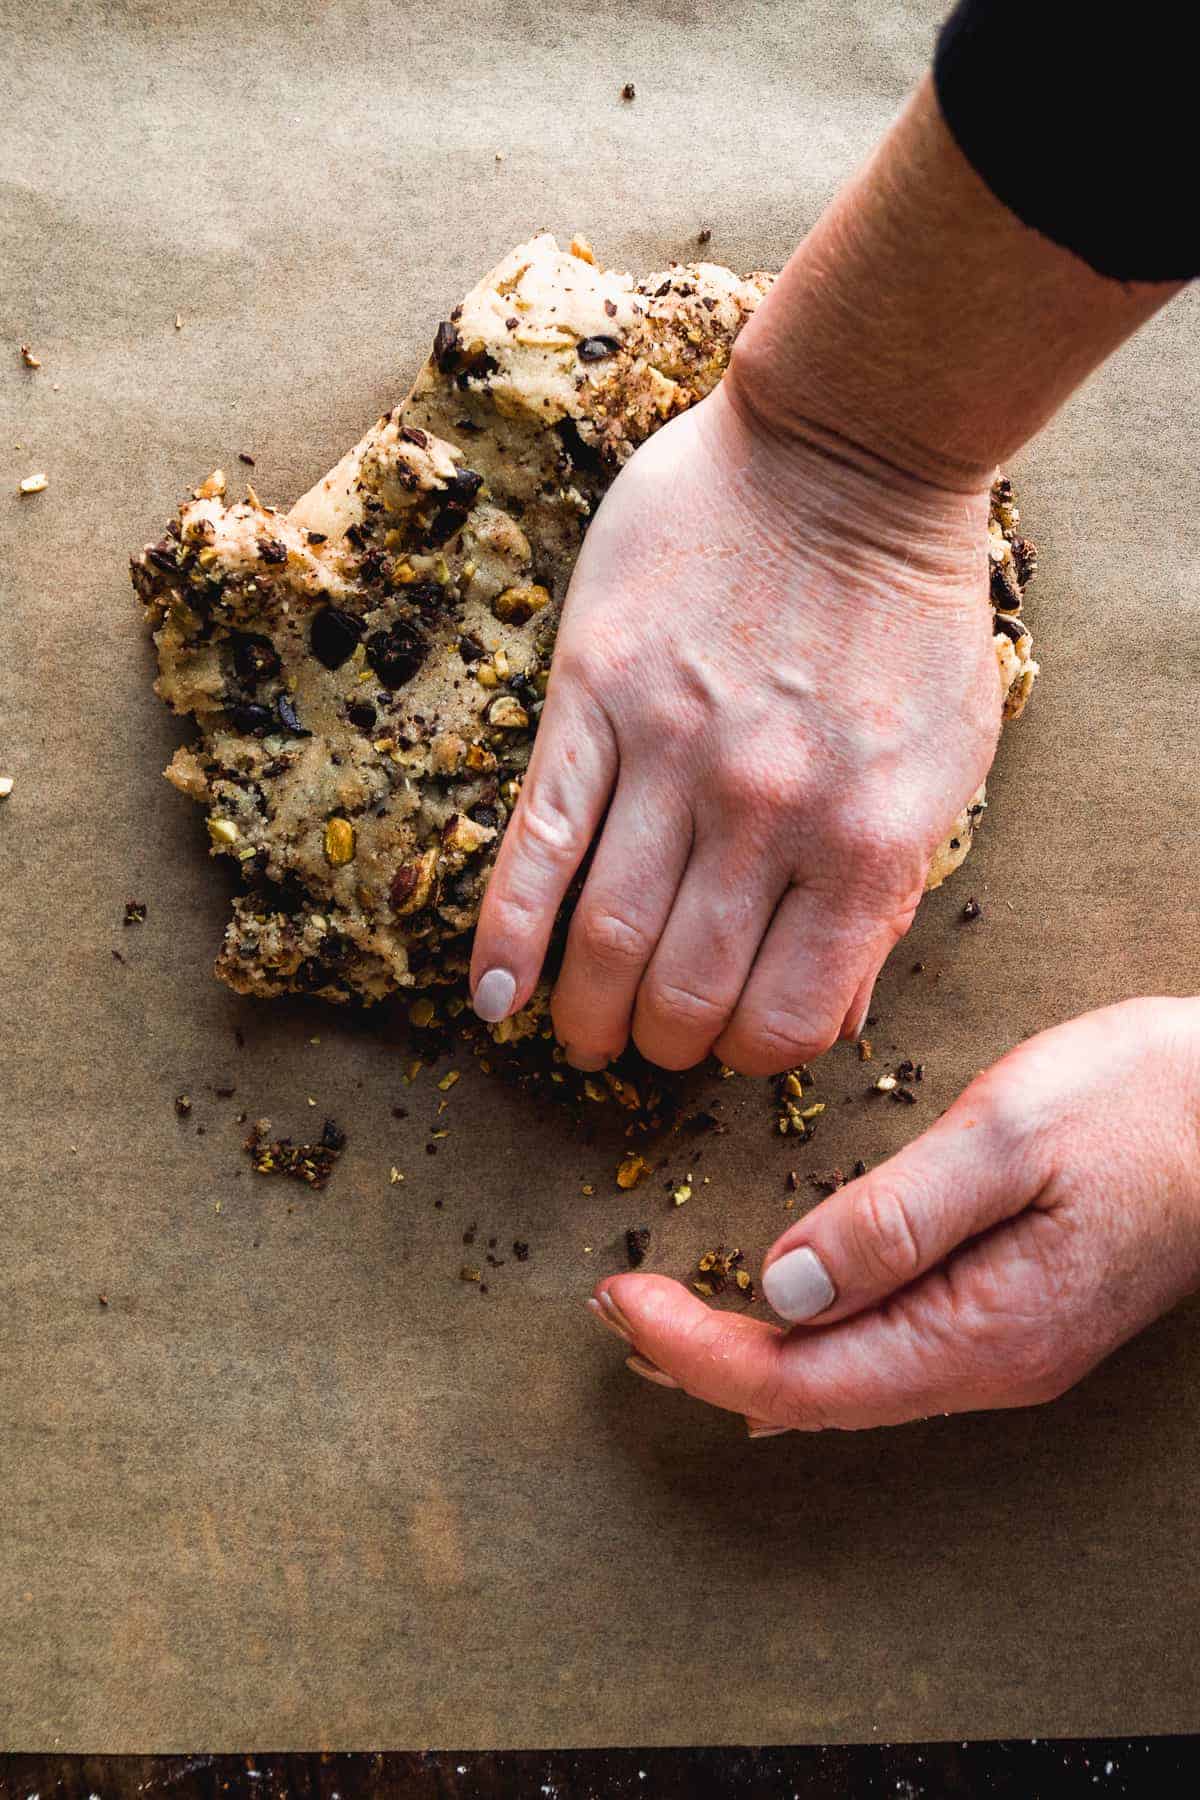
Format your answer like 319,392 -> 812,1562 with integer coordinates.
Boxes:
761,1082 -> 1049,1326
469,688 -> 616,1022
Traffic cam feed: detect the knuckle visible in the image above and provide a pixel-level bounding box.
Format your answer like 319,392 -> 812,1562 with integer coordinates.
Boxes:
723,1007 -> 840,1076
850,1181 -> 924,1288
514,791 -> 583,866
641,979 -> 730,1033
572,902 -> 654,972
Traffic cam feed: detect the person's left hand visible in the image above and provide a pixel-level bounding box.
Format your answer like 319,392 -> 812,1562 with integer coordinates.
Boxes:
588,998 -> 1200,1433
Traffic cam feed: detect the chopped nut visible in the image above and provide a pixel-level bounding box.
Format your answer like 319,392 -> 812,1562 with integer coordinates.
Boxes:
196,468 -> 225,499
206,817 -> 239,847
486,694 -> 529,730
408,996 -> 436,1029
672,1183 -> 692,1206
873,1073 -> 898,1092
390,846 -> 439,915
437,1070 -> 460,1091
459,1265 -> 481,1284
492,582 -> 550,625
0,775 -> 13,800
19,344 -> 40,368
323,816 -> 356,865
18,471 -> 47,495
476,663 -> 499,689
570,235 -> 596,264
616,1151 -> 650,1190
857,1039 -> 873,1061
174,1093 -> 192,1117
389,1166 -> 404,1183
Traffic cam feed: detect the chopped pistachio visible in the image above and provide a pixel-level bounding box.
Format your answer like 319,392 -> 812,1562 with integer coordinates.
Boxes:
799,1103 -> 825,1121
207,817 -> 239,847
389,1167 -> 404,1184
476,664 -> 499,689
437,1070 -> 460,1092
18,471 -> 47,495
408,997 -> 436,1029
617,1151 -> 650,1190
323,816 -> 356,866
672,1183 -> 692,1206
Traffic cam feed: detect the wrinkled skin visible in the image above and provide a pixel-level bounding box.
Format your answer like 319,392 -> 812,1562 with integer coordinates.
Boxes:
590,999 -> 1200,1431
471,380 -> 1003,1075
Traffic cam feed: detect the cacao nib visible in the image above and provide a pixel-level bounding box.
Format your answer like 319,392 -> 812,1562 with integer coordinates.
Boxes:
230,702 -> 274,734
258,539 -> 288,564
445,467 -> 483,505
458,633 -> 485,663
433,320 -> 461,371
347,699 -> 377,730
310,605 -> 364,669
366,619 -> 427,688
276,694 -> 311,736
231,633 -> 281,686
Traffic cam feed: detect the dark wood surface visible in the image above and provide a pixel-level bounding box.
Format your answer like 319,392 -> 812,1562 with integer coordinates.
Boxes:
2,1743 -> 1197,1799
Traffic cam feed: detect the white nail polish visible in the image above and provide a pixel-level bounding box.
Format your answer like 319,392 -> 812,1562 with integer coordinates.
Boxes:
762,1247 -> 836,1323
472,967 -> 516,1022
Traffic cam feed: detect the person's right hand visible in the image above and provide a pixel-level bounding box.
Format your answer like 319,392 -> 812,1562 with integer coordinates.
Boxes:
470,378 -> 1004,1075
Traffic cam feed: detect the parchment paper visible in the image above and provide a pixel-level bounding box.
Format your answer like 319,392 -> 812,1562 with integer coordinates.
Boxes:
2,0 -> 1198,1752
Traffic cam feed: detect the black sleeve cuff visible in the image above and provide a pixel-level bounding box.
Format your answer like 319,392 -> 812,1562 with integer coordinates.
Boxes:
934,0 -> 1199,283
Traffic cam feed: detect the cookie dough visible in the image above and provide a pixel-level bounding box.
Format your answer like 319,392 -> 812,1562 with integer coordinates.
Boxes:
132,233 -> 1037,1038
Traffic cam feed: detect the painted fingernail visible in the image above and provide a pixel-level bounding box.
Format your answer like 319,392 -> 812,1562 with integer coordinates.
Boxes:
472,967 -> 516,1023
626,1353 -> 680,1390
746,1421 -> 792,1440
762,1246 -> 836,1323
588,1296 -> 635,1346
599,1290 -> 638,1341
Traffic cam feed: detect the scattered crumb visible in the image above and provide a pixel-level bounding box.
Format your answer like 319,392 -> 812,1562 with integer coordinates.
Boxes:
857,1038 -> 872,1062
697,228 -> 712,245
494,150 -> 504,162
625,1226 -> 651,1268
238,451 -> 256,466
123,900 -> 147,926
174,1093 -> 192,1117
616,1150 -> 650,1190
621,81 -> 636,100
962,897 -> 983,922
18,471 -> 47,495
98,1293 -> 108,1307
692,1245 -> 752,1301
512,1240 -> 530,1261
671,1183 -> 691,1207
19,344 -> 40,369
174,313 -> 183,330
244,1116 -> 345,1188
389,1166 -> 404,1184
0,775 -> 13,800
873,1073 -> 897,1093
460,1265 -> 481,1284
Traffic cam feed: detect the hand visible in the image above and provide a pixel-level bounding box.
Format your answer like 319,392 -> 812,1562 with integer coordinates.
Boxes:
470,380 -> 1003,1075
589,999 -> 1200,1432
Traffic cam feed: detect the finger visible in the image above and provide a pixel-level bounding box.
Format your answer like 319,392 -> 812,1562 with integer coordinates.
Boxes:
550,779 -> 692,1069
760,1085 -> 1047,1327
629,840 -> 786,1071
470,692 -> 617,1021
600,1224 -> 1072,1431
712,884 -> 884,1077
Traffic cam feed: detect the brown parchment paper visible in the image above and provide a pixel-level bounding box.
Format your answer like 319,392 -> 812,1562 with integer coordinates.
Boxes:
2,0 -> 1198,1753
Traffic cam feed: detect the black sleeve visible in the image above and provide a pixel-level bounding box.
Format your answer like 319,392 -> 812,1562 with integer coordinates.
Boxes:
933,0 -> 1199,282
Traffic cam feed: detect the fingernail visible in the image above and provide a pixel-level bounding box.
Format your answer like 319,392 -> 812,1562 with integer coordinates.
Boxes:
746,1421 -> 792,1440
588,1296 -> 635,1346
626,1353 -> 680,1390
472,967 -> 516,1023
762,1246 -> 836,1323
598,1289 -> 637,1341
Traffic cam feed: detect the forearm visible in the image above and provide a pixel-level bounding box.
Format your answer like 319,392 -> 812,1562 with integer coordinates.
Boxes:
729,74 -> 1181,493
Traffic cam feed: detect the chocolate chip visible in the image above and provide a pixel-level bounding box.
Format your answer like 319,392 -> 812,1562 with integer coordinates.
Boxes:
230,701 -> 274,734
347,699 -> 377,730
231,633 -> 280,686
458,633 -> 485,664
258,538 -> 288,564
145,545 -> 178,574
577,335 -> 620,361
276,693 -> 311,736
697,227 -> 712,245
990,560 -> 1022,612
445,467 -> 483,505
994,613 -> 1026,644
305,530 -> 327,545
400,425 -> 429,448
468,802 -> 502,829
310,605 -> 364,670
433,320 -> 461,371
366,619 -> 427,689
